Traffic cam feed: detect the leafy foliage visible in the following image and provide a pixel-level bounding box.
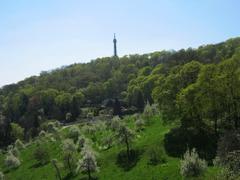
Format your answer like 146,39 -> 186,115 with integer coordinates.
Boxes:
180,148 -> 207,177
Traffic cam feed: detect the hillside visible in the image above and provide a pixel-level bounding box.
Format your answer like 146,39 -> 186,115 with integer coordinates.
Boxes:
0,114 -> 220,180
1,37 -> 240,179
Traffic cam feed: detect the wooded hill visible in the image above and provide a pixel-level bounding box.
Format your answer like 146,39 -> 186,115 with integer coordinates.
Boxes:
1,37 -> 240,150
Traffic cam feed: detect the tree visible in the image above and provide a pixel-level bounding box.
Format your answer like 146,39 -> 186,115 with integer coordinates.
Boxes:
116,124 -> 135,160
62,139 -> 77,174
76,150 -> 98,180
180,148 -> 207,177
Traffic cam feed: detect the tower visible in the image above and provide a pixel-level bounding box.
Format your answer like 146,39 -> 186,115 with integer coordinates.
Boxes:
113,33 -> 117,57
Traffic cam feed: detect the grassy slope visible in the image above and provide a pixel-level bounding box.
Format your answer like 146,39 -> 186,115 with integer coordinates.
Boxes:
0,116 -> 220,180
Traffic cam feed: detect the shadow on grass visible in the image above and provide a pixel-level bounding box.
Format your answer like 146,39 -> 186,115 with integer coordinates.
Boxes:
63,172 -> 98,180
30,162 -> 49,169
116,149 -> 143,171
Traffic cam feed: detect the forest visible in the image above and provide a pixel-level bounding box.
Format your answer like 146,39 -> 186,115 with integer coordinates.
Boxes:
0,37 -> 240,179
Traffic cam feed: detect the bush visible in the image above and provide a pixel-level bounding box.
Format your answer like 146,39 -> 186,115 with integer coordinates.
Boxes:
15,139 -> 25,150
0,171 -> 4,180
5,153 -> 21,169
148,145 -> 167,165
180,148 -> 207,177
68,125 -> 80,143
33,145 -> 50,165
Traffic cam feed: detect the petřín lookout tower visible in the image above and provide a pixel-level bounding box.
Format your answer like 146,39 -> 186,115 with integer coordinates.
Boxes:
113,33 -> 117,57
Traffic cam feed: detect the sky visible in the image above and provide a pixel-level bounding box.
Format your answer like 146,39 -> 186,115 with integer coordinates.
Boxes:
0,0 -> 240,87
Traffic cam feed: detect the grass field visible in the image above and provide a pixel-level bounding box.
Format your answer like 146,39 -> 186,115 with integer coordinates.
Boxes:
0,116 -> 220,180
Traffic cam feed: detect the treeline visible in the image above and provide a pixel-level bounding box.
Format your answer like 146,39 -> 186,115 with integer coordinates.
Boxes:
0,37 -> 240,147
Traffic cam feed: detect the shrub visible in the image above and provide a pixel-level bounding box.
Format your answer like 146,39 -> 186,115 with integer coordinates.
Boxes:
148,145 -> 167,165
33,144 -> 50,165
180,148 -> 207,177
0,171 -> 4,180
5,153 -> 21,169
67,126 -> 80,143
15,139 -> 25,150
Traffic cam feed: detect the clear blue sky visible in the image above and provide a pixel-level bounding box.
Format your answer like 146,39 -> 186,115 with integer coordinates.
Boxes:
0,0 -> 240,87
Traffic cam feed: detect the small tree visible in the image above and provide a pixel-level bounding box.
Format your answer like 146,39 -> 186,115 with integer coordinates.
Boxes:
51,159 -> 62,180
76,150 -> 98,180
33,143 -> 50,165
62,139 -> 77,174
67,125 -> 80,143
15,139 -> 25,150
116,124 -> 135,160
5,153 -> 21,169
180,148 -> 207,177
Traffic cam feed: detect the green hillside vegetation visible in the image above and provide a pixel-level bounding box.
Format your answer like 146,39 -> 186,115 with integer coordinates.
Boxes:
0,111 -> 220,179
1,37 -> 240,179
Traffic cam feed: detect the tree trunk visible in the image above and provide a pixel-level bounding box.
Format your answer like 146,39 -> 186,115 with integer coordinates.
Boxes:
67,154 -> 72,174
87,167 -> 91,180
52,161 -> 62,180
125,136 -> 130,161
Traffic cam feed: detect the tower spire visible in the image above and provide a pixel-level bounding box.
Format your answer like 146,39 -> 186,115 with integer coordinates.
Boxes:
113,33 -> 117,57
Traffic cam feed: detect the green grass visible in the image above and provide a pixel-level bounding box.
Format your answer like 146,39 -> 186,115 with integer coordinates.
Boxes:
0,116 -> 220,180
